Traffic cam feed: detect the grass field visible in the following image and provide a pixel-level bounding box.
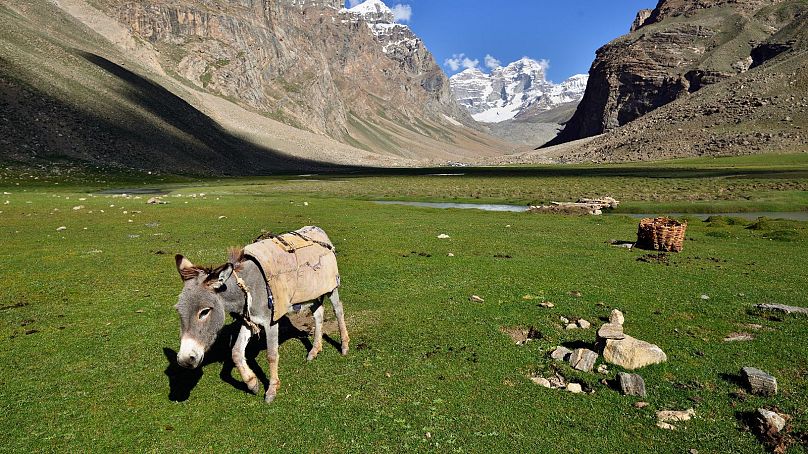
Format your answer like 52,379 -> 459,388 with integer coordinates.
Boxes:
1,154 -> 807,452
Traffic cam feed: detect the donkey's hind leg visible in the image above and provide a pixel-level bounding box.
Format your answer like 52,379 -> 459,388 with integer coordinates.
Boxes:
329,288 -> 350,356
232,324 -> 260,394
307,297 -> 325,361
264,322 -> 281,404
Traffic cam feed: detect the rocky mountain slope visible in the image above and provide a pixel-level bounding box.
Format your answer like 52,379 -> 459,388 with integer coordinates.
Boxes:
102,0 -> 500,159
0,0 -> 509,176
449,58 -> 587,123
548,0 -> 808,150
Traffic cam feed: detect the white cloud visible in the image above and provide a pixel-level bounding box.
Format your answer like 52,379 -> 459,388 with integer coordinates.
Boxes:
484,54 -> 501,70
347,0 -> 362,7
444,53 -> 479,72
534,58 -> 550,72
391,4 -> 412,22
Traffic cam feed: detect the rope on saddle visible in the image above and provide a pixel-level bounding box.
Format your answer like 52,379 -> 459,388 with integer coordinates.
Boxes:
288,231 -> 335,252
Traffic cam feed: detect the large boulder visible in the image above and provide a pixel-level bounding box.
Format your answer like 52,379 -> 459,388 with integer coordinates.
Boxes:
603,335 -> 667,370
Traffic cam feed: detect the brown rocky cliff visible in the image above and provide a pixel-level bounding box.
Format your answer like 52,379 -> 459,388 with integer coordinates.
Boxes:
547,0 -> 800,146
106,0 -> 473,153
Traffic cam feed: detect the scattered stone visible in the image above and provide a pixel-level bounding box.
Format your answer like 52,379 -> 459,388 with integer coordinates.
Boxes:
548,375 -> 566,389
447,253 -> 454,257
531,376 -> 552,388
566,383 -> 583,393
559,316 -> 570,324
597,323 -> 625,340
565,323 -> 578,330
569,290 -> 582,297
757,408 -> 786,433
723,332 -> 754,342
741,367 -> 778,396
577,319 -> 591,329
597,364 -> 609,375
656,408 -> 695,430
609,309 -> 625,325
550,346 -> 572,361
617,372 -> 647,397
135,309 -> 144,313
603,335 -> 667,370
469,295 -> 484,303
634,401 -> 649,409
755,303 -> 808,315
146,197 -> 166,205
539,302 -> 555,308
72,205 -> 84,210
569,348 -> 598,372
700,294 -> 710,300
56,226 -> 66,231
218,215 -> 227,220
437,234 -> 450,239
612,242 -> 634,249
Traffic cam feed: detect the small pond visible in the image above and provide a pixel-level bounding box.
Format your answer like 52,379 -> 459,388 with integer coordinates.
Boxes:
373,201 -> 808,221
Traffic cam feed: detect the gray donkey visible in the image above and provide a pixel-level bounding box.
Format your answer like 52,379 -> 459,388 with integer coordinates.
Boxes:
173,226 -> 349,403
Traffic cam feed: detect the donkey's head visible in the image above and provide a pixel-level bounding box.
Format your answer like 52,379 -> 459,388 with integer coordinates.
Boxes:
173,254 -> 235,369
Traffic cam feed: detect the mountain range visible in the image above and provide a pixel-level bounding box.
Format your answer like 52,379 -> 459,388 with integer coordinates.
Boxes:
1,0 -> 805,173
449,58 -> 588,123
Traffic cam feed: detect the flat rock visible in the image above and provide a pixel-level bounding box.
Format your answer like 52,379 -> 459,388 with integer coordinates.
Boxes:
530,376 -> 552,388
755,303 -> 808,315
617,372 -> 647,397
723,332 -> 754,342
656,408 -> 695,423
577,319 -> 591,329
565,323 -> 578,330
566,383 -> 582,393
634,401 -> 649,409
603,335 -> 667,370
757,408 -> 786,433
741,367 -> 778,396
550,346 -> 572,361
597,323 -> 625,340
609,309 -> 625,325
569,348 -> 598,372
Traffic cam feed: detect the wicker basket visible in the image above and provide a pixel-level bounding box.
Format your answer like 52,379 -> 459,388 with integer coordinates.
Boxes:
636,217 -> 687,252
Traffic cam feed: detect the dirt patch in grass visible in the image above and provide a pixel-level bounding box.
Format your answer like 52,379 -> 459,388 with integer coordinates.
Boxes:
500,326 -> 543,345
637,253 -> 670,264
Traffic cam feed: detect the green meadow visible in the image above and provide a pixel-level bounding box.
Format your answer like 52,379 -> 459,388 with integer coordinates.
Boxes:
1,154 -> 807,452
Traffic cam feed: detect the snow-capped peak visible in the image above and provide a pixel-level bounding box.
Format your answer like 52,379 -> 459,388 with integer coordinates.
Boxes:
347,0 -> 394,23
449,57 -> 588,123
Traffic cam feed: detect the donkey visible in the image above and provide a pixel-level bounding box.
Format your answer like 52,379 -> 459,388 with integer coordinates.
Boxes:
173,226 -> 349,403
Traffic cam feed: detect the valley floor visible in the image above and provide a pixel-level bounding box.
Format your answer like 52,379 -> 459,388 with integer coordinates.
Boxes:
0,154 -> 806,452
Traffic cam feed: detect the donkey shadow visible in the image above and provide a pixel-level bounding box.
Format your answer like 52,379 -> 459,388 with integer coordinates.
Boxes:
163,316 -> 339,401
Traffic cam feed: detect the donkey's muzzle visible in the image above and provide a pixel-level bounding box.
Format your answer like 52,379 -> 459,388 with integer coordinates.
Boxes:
177,337 -> 204,369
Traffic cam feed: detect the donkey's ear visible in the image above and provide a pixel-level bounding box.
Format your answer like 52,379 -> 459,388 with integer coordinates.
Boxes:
176,254 -> 200,281
207,263 -> 234,291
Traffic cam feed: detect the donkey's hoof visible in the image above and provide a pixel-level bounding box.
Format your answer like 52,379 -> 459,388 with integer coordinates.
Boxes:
341,345 -> 349,356
264,391 -> 277,404
245,377 -> 260,395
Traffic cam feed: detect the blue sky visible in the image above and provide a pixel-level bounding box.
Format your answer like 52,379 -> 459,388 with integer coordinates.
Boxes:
347,0 -> 658,83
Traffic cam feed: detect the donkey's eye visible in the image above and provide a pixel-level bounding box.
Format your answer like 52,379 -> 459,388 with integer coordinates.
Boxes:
198,308 -> 211,320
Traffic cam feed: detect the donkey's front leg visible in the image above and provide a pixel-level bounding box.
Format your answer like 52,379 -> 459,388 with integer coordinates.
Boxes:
264,322 -> 281,403
232,325 -> 260,394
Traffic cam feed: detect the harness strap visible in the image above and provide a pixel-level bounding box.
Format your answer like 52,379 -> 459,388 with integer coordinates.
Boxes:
233,270 -> 260,335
